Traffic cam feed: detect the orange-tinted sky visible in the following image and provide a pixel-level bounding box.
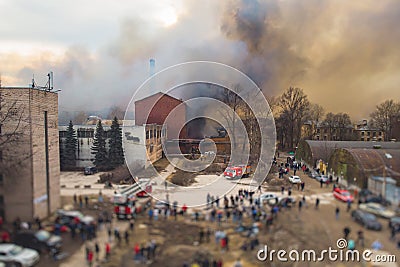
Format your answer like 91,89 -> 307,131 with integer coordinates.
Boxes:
1,0 -> 399,120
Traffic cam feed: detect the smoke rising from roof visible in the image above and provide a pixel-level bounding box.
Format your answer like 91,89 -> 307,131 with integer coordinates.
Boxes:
1,0 -> 400,120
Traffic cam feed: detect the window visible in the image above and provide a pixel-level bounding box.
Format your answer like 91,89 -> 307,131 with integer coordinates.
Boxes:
0,124 -> 2,135
361,131 -> 365,136
0,174 -> 3,185
59,131 -> 67,138
77,130 -> 94,138
367,132 -> 370,136
0,195 -> 3,205
146,131 -> 149,139
0,150 -> 2,161
373,132 -> 376,137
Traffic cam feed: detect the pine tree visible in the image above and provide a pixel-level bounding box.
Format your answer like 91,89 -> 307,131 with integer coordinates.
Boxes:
108,117 -> 125,168
91,120 -> 108,169
63,120 -> 77,168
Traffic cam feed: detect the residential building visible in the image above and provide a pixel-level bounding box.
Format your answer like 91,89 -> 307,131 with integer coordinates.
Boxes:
354,119 -> 384,142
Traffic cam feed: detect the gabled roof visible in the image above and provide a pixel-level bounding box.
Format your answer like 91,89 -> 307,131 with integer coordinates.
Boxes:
135,92 -> 183,104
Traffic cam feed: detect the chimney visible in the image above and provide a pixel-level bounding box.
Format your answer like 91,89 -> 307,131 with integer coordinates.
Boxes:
149,59 -> 156,93
149,59 -> 155,77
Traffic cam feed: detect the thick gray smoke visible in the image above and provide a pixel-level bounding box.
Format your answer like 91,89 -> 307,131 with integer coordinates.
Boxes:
3,0 -> 400,120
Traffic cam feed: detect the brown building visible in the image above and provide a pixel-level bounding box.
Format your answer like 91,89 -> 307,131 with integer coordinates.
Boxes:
390,114 -> 400,141
354,119 -> 384,141
329,148 -> 400,189
135,92 -> 187,139
302,121 -> 355,141
0,87 -> 60,222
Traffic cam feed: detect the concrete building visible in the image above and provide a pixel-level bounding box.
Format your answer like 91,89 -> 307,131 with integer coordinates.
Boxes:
59,123 -> 165,169
0,87 -> 60,222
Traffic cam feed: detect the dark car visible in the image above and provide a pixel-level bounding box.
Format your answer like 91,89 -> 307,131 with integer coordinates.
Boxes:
351,209 -> 382,231
0,261 -> 23,267
84,166 -> 97,175
360,195 -> 391,206
389,217 -> 400,230
13,230 -> 62,253
359,189 -> 373,198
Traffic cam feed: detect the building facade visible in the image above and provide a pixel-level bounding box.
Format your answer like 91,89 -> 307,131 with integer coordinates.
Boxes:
59,123 -> 165,169
353,119 -> 384,142
390,114 -> 400,142
135,93 -> 187,139
0,87 -> 60,222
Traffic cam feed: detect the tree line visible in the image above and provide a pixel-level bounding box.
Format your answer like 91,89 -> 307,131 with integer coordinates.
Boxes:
273,87 -> 400,150
60,117 -> 124,170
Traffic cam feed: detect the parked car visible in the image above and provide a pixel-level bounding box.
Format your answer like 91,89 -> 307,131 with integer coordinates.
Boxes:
0,244 -> 39,267
0,261 -> 22,267
273,197 -> 296,207
316,175 -> 329,183
308,171 -> 318,179
56,210 -> 95,226
14,230 -> 62,254
333,188 -> 354,202
359,203 -> 396,219
388,216 -> 400,230
84,166 -> 97,175
362,195 -> 391,206
288,175 -> 302,184
359,189 -> 374,198
351,210 -> 382,231
259,193 -> 278,204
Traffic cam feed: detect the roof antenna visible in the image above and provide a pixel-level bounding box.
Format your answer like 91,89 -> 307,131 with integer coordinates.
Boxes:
31,74 -> 36,88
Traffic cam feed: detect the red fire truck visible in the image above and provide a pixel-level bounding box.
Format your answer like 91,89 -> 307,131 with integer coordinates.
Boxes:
113,180 -> 152,219
223,165 -> 251,179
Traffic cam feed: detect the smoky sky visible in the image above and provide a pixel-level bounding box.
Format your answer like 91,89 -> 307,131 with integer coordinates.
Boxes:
1,0 -> 400,119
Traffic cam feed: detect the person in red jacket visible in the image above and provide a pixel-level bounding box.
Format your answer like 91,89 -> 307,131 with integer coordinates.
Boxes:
1,231 -> 10,243
182,204 -> 187,214
88,250 -> 94,267
105,242 -> 111,261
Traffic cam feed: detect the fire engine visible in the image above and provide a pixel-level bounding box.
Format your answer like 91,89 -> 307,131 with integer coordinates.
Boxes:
112,180 -> 152,219
223,165 -> 251,179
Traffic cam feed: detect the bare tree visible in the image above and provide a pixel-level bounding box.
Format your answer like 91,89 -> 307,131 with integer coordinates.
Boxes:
219,85 -> 242,151
107,106 -> 125,120
73,111 -> 89,125
303,103 -> 325,139
370,99 -> 400,141
322,112 -> 353,140
307,103 -> 325,123
278,87 -> 310,149
335,113 -> 352,140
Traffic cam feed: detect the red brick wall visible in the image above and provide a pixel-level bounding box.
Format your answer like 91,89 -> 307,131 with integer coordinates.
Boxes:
135,93 -> 187,139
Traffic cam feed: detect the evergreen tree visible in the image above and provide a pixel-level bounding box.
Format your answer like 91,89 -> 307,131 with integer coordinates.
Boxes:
91,120 -> 108,169
63,120 -> 77,168
108,117 -> 125,168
